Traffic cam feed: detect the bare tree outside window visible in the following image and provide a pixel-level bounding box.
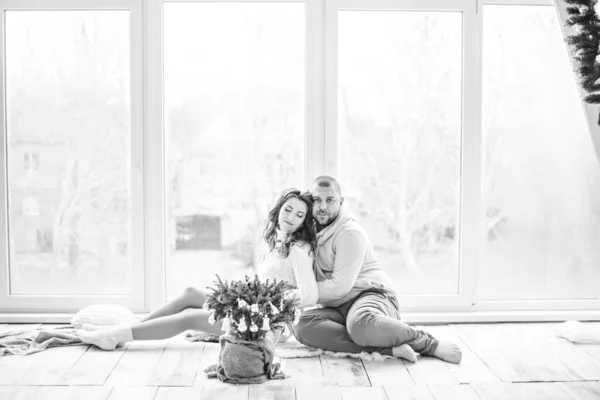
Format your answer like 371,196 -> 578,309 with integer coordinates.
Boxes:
6,11 -> 131,295
338,11 -> 462,294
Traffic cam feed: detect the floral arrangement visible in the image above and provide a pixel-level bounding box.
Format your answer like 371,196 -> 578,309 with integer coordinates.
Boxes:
202,275 -> 301,342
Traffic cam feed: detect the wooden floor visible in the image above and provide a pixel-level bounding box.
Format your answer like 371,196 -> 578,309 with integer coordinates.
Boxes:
1,322 -> 600,400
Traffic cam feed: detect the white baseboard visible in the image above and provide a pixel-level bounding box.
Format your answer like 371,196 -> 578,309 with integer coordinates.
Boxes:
0,313 -> 148,324
1,310 -> 599,324
404,310 -> 600,324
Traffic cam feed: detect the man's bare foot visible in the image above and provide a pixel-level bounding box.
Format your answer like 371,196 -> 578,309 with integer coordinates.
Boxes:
432,341 -> 462,364
392,344 -> 418,363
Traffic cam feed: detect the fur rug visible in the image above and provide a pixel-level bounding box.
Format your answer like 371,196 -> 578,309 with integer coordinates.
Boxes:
184,330 -> 392,361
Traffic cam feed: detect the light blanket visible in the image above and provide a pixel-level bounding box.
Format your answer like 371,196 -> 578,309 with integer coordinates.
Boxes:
0,326 -> 82,356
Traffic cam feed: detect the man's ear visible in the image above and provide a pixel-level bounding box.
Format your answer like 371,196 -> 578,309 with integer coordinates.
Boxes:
340,197 -> 344,206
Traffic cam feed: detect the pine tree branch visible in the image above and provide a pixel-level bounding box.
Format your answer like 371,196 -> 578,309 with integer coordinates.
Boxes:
563,0 -> 600,123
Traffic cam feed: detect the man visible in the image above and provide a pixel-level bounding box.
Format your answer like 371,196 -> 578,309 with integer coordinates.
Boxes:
293,175 -> 462,364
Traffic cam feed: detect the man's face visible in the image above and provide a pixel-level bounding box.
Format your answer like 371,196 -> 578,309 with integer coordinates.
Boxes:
311,184 -> 344,228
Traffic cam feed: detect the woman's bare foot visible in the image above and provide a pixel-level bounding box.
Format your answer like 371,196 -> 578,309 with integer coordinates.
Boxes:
392,344 -> 418,363
432,341 -> 462,364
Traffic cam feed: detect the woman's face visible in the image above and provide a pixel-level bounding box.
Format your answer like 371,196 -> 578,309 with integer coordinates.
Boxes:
278,197 -> 308,234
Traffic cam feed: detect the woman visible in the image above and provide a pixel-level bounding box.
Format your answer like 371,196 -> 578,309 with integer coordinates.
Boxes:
76,188 -> 319,351
257,188 -> 318,309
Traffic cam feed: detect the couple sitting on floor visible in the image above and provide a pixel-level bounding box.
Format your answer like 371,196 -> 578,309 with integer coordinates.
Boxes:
77,175 -> 462,364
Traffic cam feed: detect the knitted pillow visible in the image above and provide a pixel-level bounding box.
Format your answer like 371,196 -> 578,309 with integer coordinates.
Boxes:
70,304 -> 137,329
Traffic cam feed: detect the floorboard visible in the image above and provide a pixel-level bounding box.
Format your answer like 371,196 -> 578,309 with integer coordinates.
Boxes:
0,322 -> 597,400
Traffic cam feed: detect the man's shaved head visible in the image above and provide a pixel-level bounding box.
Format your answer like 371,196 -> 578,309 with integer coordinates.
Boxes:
312,175 -> 342,197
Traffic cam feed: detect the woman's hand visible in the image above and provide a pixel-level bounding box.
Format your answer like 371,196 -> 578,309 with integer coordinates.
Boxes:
284,289 -> 300,303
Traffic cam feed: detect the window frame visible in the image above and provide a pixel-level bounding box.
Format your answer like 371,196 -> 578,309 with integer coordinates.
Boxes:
0,0 -> 146,311
471,0 -> 600,312
324,0 -> 600,313
0,0 -> 598,320
324,0 -> 480,311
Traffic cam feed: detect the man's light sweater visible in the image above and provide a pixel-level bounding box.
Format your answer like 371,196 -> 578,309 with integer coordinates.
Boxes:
314,210 -> 397,308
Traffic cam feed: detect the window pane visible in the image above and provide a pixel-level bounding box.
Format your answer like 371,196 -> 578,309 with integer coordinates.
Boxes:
164,3 -> 305,299
338,11 -> 463,294
481,5 -> 600,300
6,11 -> 132,295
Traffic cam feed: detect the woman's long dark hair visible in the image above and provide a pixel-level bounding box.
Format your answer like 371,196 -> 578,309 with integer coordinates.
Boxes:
263,188 -> 317,258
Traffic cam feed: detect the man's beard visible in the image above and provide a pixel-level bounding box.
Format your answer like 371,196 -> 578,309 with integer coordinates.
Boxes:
314,213 -> 334,228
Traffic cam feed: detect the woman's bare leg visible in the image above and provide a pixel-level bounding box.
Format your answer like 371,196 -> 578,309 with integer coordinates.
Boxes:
132,308 -> 222,340
138,287 -> 209,323
78,308 -> 221,350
